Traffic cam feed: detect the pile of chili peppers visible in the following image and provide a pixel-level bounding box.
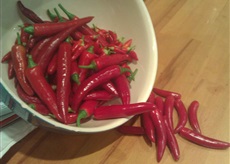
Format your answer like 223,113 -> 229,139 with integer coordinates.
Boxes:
1,1 -> 229,162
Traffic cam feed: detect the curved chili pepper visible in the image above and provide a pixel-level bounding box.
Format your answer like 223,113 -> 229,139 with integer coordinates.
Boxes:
36,23 -> 90,74
31,37 -> 51,62
163,116 -> 180,161
84,90 -> 117,101
26,36 -> 44,51
149,109 -> 167,162
113,74 -> 130,105
8,60 -> 15,79
71,38 -> 89,61
188,100 -> 201,133
24,16 -> 94,37
94,102 -> 156,120
79,54 -> 132,70
11,33 -> 34,96
179,127 -> 230,149
17,1 -> 44,23
117,125 -> 145,135
71,65 -> 132,112
29,103 -> 50,115
141,112 -> 155,143
154,96 -> 164,115
47,53 -> 57,75
153,88 -> 181,99
1,51 -> 11,63
56,41 -> 72,124
16,84 -> 42,104
77,100 -> 99,126
26,55 -> 63,122
164,96 -> 175,131
174,99 -> 188,134
101,81 -> 118,96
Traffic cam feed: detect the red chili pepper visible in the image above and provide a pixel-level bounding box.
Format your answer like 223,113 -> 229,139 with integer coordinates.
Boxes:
70,61 -> 80,85
109,46 -> 127,54
163,96 -> 175,131
36,24 -> 89,74
113,74 -> 130,105
128,50 -> 139,61
154,96 -> 164,115
188,100 -> 201,133
71,65 -> 132,112
17,1 -> 44,23
163,116 -> 180,161
77,100 -> 99,126
94,102 -> 156,120
66,113 -> 78,124
24,16 -> 94,37
20,24 -> 31,46
147,91 -> 155,103
78,46 -> 97,83
174,99 -> 188,134
141,112 -> 156,143
117,125 -> 145,135
179,127 -> 230,149
8,60 -> 15,79
84,90 -> 117,101
56,41 -> 72,124
31,37 -> 52,62
26,55 -> 63,122
11,33 -> 34,96
29,103 -> 50,115
16,84 -> 42,104
153,88 -> 181,99
79,54 -> 132,70
149,109 -> 167,162
1,51 -> 11,63
71,38 -> 89,61
47,53 -> 57,75
101,81 -> 118,96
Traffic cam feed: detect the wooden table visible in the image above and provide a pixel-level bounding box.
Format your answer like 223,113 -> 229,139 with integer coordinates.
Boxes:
1,0 -> 229,163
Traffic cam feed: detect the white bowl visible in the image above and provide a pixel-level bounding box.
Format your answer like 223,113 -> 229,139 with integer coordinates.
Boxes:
0,0 -> 158,133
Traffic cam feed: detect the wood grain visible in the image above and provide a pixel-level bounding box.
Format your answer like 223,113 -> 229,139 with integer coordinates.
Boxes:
1,0 -> 229,163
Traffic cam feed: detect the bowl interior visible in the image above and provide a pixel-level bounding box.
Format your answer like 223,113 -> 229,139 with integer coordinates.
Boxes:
0,0 -> 158,133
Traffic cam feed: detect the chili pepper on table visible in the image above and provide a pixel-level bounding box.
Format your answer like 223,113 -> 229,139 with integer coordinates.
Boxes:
163,96 -> 175,131
17,1 -> 44,23
26,55 -> 63,122
77,100 -> 99,126
154,96 -> 164,115
11,33 -> 34,96
29,103 -> 50,115
56,41 -> 72,124
24,16 -> 94,37
113,74 -> 130,105
79,54 -> 132,70
149,109 -> 167,162
174,98 -> 188,134
153,87 -> 181,99
179,127 -> 230,149
16,84 -> 42,104
94,102 -> 156,120
163,116 -> 180,161
117,125 -> 145,135
141,112 -> 156,143
71,65 -> 132,112
188,100 -> 201,133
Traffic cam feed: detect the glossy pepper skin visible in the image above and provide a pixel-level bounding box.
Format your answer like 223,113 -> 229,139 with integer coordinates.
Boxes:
174,99 -> 188,133
163,96 -> 175,131
188,100 -> 201,133
93,102 -> 156,120
11,33 -> 34,96
141,112 -> 155,143
150,109 -> 167,162
153,88 -> 181,99
56,41 -> 72,124
71,65 -> 130,112
179,127 -> 230,149
26,55 -> 63,122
